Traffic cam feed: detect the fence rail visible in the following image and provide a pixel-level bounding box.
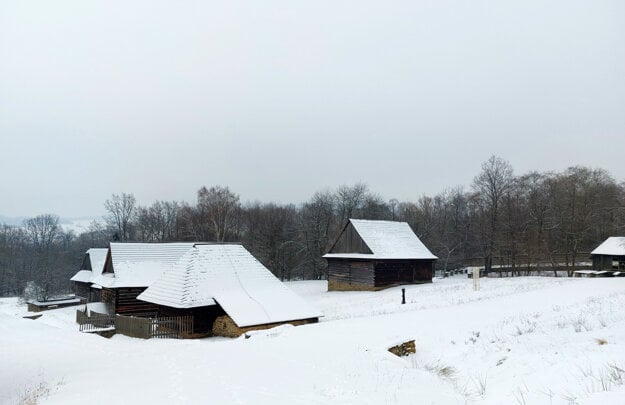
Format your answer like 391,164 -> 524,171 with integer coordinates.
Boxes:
76,309 -> 115,332
76,309 -> 193,339
149,316 -> 193,339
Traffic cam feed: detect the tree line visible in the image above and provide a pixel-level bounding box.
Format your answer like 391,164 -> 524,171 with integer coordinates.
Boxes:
1,156 -> 623,299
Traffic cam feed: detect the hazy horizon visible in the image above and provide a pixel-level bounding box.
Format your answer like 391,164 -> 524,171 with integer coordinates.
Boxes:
2,0 -> 624,218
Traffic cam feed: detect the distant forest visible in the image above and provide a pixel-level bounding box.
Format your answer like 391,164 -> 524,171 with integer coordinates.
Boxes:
1,155 -> 624,299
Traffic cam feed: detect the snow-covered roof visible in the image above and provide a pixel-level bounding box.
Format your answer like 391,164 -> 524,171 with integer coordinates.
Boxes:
574,270 -> 597,275
138,244 -> 320,327
324,219 -> 438,260
93,242 -> 197,288
88,248 -> 108,276
69,248 -> 110,284
93,262 -> 175,288
27,298 -> 81,306
109,242 -> 196,268
70,270 -> 93,283
591,237 -> 625,256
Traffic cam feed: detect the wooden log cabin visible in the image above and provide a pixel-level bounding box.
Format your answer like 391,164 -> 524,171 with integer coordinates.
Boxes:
69,248 -> 109,302
323,219 -> 437,291
137,244 -> 320,337
590,237 -> 625,271
92,242 -> 197,316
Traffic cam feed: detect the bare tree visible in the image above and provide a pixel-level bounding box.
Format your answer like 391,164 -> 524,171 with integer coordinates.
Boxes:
335,183 -> 368,225
0,224 -> 27,296
196,186 -> 241,242
135,200 -> 180,242
23,214 -> 62,300
298,190 -> 336,279
24,214 -> 61,250
104,193 -> 137,241
472,155 -> 514,273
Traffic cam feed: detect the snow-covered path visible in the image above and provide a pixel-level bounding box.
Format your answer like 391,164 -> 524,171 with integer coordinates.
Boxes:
2,277 -> 625,404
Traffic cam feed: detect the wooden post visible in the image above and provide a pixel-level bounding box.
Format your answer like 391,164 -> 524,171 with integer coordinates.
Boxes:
401,288 -> 406,304
473,267 -> 480,291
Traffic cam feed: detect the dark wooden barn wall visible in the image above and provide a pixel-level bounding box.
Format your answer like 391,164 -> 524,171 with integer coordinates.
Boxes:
329,223 -> 372,254
374,260 -> 433,288
74,282 -> 91,300
101,287 -> 116,313
158,305 -> 227,334
101,287 -> 158,315
327,259 -> 375,288
593,255 -> 625,270
116,287 -> 158,315
102,252 -> 114,275
327,259 -> 434,290
81,254 -> 92,271
90,288 -> 102,303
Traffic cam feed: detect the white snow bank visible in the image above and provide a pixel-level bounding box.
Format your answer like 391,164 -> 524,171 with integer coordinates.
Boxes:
2,277 -> 625,404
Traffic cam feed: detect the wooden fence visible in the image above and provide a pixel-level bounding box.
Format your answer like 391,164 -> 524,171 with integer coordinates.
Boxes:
76,309 -> 193,339
76,309 -> 115,332
114,314 -> 193,339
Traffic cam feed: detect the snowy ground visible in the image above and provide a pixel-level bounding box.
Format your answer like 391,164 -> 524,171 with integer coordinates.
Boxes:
2,276 -> 625,404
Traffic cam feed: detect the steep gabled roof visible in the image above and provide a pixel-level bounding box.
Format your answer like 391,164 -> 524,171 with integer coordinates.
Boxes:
591,237 -> 625,256
93,242 -> 197,288
70,248 -> 110,284
88,248 -> 108,277
70,270 -> 93,283
137,244 -> 320,327
323,219 -> 438,260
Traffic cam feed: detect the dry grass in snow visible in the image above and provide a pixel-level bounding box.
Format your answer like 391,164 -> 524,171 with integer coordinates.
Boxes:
1,276 -> 625,404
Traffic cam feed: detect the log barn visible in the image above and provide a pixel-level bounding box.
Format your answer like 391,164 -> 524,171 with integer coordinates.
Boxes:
137,244 -> 320,337
590,237 -> 625,271
70,248 -> 109,302
92,242 -> 197,315
324,219 -> 437,291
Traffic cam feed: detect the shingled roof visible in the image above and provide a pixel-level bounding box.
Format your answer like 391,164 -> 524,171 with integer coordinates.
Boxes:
70,248 -> 109,284
92,242 -> 197,288
591,237 -> 625,256
323,219 -> 438,260
137,244 -> 320,327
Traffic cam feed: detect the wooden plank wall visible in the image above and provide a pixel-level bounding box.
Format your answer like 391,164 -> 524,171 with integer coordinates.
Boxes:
329,223 -> 372,254
374,260 -> 433,288
101,288 -> 116,313
90,288 -> 102,303
115,287 -> 159,315
74,282 -> 91,301
159,305 -> 226,334
327,259 -> 375,290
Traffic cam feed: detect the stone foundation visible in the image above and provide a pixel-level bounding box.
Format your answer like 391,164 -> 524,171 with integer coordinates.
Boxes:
212,315 -> 318,338
327,279 -> 379,292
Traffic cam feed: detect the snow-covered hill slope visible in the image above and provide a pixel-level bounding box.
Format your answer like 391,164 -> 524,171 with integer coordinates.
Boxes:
2,277 -> 624,404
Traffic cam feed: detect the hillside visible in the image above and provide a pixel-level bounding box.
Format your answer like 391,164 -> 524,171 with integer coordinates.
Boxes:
2,277 -> 625,404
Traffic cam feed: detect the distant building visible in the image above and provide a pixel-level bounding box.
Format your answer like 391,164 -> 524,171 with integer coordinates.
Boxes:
137,244 -> 319,337
323,219 -> 437,291
590,237 -> 625,271
70,248 -> 108,302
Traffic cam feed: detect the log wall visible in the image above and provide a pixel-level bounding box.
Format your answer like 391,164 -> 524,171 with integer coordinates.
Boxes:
74,282 -> 91,301
374,260 -> 433,288
327,259 -> 375,290
158,305 -> 226,335
115,287 -> 159,315
327,258 -> 434,291
593,255 -> 625,270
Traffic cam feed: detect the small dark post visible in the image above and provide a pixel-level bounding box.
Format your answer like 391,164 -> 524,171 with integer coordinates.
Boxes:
401,288 -> 406,304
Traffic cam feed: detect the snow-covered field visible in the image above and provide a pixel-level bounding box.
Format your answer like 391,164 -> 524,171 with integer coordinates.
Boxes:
2,277 -> 625,404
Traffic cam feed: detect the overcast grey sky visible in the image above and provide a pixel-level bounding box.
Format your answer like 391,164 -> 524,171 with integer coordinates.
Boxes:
1,0 -> 624,218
